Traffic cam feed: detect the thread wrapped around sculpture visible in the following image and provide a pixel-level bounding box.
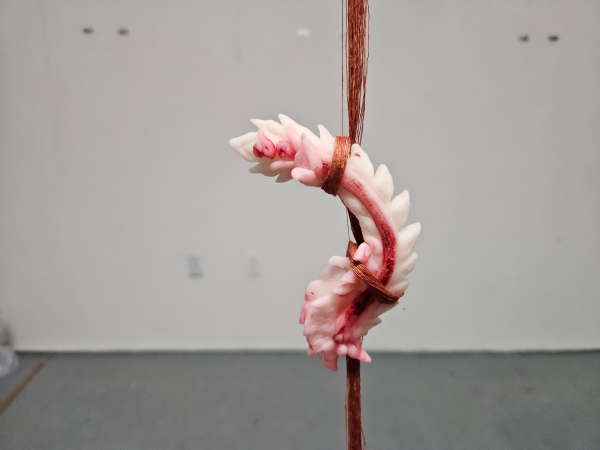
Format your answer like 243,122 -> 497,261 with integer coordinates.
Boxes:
230,114 -> 421,371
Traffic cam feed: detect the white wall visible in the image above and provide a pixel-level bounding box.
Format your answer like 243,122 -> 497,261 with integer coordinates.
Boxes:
1,0 -> 599,352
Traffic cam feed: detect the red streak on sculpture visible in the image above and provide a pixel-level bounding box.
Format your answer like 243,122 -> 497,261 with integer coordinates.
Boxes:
340,175 -> 396,323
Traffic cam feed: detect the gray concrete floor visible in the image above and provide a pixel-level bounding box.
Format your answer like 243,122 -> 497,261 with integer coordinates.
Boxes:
0,352 -> 598,450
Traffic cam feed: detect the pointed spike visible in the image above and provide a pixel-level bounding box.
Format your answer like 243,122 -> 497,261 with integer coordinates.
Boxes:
251,118 -> 285,141
264,119 -> 285,134
349,144 -> 374,178
391,190 -> 410,229
322,340 -> 335,352
318,124 -> 333,140
341,271 -> 356,284
398,252 -> 419,275
280,114 -> 317,141
389,251 -> 419,286
347,344 -> 360,358
328,256 -> 350,269
278,113 -> 295,127
396,223 -> 422,259
374,164 -> 394,202
291,167 -> 319,186
389,279 -> 409,294
353,242 -> 372,263
299,305 -> 307,324
333,283 -> 353,296
320,351 -> 339,371
229,132 -> 254,149
229,132 -> 258,162
359,348 -> 372,363
270,161 -> 294,172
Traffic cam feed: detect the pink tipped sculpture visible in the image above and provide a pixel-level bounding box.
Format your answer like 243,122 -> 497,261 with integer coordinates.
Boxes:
230,115 -> 421,370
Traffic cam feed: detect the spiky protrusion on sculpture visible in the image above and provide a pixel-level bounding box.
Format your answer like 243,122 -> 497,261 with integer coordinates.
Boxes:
230,115 -> 421,370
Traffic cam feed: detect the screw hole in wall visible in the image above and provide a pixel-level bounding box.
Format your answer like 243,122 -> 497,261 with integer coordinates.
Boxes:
548,34 -> 559,42
118,28 -> 130,36
82,26 -> 93,34
518,34 -> 529,42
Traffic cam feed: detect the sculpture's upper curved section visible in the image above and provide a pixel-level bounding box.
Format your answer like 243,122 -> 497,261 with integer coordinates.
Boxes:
229,114 -> 336,185
230,115 -> 421,370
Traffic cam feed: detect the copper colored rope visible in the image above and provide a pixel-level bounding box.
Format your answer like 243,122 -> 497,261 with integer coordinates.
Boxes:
345,356 -> 363,450
341,1 -> 370,450
322,136 -> 351,196
346,242 -> 401,304
343,0 -> 369,248
345,0 -> 369,146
